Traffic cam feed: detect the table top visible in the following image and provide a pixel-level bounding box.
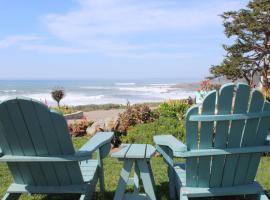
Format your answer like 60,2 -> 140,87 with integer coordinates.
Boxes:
112,144 -> 156,159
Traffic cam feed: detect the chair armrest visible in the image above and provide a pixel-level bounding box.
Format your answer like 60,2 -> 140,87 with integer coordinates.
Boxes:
78,132 -> 113,152
153,135 -> 187,156
154,135 -> 187,167
0,153 -> 92,162
266,135 -> 270,145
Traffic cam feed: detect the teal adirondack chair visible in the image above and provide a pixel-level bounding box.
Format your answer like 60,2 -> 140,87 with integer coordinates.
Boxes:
154,83 -> 270,200
0,97 -> 114,200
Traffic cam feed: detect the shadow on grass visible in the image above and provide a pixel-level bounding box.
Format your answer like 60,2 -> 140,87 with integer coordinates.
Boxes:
38,181 -> 170,200
23,188 -> 270,200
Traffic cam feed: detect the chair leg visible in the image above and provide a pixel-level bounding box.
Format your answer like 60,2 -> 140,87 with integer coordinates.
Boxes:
168,165 -> 176,199
2,193 -> 21,200
257,191 -> 269,200
180,195 -> 188,200
97,149 -> 105,194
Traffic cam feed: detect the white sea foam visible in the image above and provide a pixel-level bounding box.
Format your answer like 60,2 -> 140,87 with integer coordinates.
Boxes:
115,82 -> 136,86
148,83 -> 175,86
0,90 -> 17,93
118,86 -> 173,93
0,81 -> 197,106
80,86 -> 114,90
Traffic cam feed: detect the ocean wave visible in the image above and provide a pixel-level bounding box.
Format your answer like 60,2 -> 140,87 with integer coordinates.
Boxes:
0,90 -> 17,93
80,86 -> 114,90
115,82 -> 136,86
118,86 -> 173,93
148,83 -> 176,86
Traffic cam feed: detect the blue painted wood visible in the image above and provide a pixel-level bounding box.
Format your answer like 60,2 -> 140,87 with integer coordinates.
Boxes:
112,144 -> 157,200
221,83 -> 250,186
145,145 -> 156,159
2,193 -> 21,200
134,161 -> 140,194
7,183 -> 87,193
166,145 -> 270,157
198,90 -> 216,187
210,83 -> 234,187
234,90 -> 265,185
79,132 -> 114,153
153,135 -> 187,153
189,111 -> 270,121
0,97 -> 113,198
181,182 -> 264,198
245,101 -> 270,183
154,83 -> 270,200
125,144 -> 147,158
185,105 -> 199,187
113,160 -> 133,200
158,145 -> 176,199
112,144 -> 131,158
137,160 -> 156,200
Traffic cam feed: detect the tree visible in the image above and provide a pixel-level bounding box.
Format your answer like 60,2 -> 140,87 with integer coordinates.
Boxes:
51,87 -> 65,108
210,0 -> 270,88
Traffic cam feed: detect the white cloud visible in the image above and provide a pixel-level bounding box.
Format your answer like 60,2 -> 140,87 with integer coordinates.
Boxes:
41,0 -> 247,56
0,0 -> 248,57
0,35 -> 42,48
44,0 -> 245,39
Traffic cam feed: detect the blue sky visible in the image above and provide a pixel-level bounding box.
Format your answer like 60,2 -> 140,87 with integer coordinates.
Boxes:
0,0 -> 249,80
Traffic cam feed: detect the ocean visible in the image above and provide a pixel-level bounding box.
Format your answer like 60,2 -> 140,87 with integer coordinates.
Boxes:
0,79 -> 199,106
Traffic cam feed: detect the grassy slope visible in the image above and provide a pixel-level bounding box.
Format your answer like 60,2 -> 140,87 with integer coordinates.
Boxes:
0,136 -> 269,200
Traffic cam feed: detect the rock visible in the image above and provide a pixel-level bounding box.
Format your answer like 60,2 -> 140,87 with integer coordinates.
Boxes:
86,120 -> 107,136
86,117 -> 118,136
105,117 -> 118,131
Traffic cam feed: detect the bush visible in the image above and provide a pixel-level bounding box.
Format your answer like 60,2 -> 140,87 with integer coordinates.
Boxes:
120,117 -> 185,144
52,106 -> 77,115
112,103 -> 158,146
154,100 -> 191,120
115,103 -> 157,134
74,104 -> 125,112
261,87 -> 270,102
68,118 -> 94,137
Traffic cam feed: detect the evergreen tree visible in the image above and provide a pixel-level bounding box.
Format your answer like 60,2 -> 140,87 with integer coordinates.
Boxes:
210,0 -> 270,87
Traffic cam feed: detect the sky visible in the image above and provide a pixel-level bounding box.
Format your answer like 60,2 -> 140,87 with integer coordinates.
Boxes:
0,0 -> 249,80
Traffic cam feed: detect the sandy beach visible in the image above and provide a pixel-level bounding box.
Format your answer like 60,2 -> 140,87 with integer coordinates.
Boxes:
83,108 -> 125,122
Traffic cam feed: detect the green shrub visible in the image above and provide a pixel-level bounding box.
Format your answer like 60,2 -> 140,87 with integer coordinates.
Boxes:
74,103 -> 125,112
154,100 -> 191,120
121,117 -> 185,144
115,103 -> 157,134
68,118 -> 94,137
52,106 -> 77,115
113,103 -> 158,146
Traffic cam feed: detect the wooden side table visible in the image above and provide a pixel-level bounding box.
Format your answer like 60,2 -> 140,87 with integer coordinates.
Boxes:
112,144 -> 157,200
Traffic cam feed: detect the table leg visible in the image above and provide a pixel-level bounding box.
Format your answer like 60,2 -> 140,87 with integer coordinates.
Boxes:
137,160 -> 157,200
147,160 -> 156,192
113,160 -> 133,200
134,161 -> 140,194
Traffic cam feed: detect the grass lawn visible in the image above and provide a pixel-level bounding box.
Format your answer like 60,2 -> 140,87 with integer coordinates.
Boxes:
0,136 -> 269,200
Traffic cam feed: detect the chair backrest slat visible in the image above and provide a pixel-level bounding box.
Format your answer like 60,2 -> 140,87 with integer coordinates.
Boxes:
233,90 -> 264,185
185,106 -> 199,186
221,83 -> 250,186
197,90 -> 216,187
209,83 -> 234,187
0,98 -> 84,186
